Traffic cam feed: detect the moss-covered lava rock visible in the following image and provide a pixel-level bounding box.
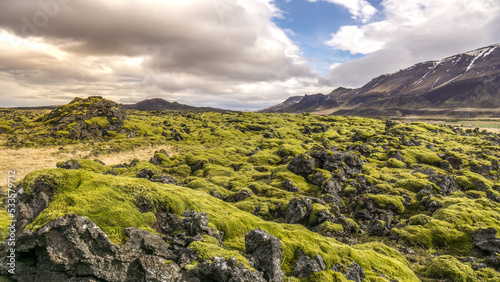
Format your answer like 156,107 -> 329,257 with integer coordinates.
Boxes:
43,96 -> 128,140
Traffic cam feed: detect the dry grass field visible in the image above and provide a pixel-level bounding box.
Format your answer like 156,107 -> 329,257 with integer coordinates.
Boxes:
0,140 -> 175,187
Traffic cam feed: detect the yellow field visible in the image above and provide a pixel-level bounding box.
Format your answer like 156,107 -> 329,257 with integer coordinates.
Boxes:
0,142 -> 175,188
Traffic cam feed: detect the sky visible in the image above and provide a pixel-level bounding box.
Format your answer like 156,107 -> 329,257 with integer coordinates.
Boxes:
0,0 -> 499,110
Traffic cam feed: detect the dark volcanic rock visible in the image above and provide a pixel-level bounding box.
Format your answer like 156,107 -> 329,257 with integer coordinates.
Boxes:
287,154 -> 316,178
367,220 -> 390,236
322,178 -> 343,194
331,261 -> 366,282
197,257 -> 265,282
232,189 -> 252,202
136,168 -> 157,179
245,229 -> 284,282
472,227 -> 500,255
285,198 -> 313,224
56,159 -> 82,169
292,249 -> 326,278
3,214 -> 191,282
182,211 -> 214,237
152,175 -> 178,185
14,174 -> 59,230
316,150 -> 363,177
487,191 -> 500,203
282,179 -> 300,192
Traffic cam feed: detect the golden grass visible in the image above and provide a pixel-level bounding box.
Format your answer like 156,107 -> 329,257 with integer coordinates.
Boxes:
0,144 -> 175,188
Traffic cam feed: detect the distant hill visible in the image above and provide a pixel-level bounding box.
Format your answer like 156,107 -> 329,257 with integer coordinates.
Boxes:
262,43 -> 500,117
124,98 -> 228,112
7,98 -> 228,113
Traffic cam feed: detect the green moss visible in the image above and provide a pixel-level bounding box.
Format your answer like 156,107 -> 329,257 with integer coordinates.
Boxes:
394,197 -> 500,254
422,256 -> 476,281
368,194 -> 405,213
189,235 -> 251,268
168,164 -> 192,178
0,209 -> 11,241
320,222 -> 344,234
476,267 -> 500,281
402,147 -> 442,165
277,143 -> 305,157
22,169 -> 419,280
408,214 -> 432,226
395,178 -> 431,192
248,151 -> 282,165
85,117 -> 110,129
387,158 -> 406,168
456,169 -> 493,190
78,159 -> 110,173
25,170 -> 157,244
309,203 -> 329,225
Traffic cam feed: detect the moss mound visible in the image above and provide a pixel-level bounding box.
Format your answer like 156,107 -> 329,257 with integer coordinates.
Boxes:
22,169 -> 418,281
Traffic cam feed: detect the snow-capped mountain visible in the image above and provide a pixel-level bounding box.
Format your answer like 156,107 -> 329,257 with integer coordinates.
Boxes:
263,44 -> 500,116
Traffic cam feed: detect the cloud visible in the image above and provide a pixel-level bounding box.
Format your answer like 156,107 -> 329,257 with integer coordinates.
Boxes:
308,0 -> 377,23
326,0 -> 500,86
329,48 -> 413,87
0,0 -> 322,109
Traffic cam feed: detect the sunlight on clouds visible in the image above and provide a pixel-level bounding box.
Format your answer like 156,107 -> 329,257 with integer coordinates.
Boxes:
0,0 -> 322,109
324,0 -> 500,87
326,25 -> 385,54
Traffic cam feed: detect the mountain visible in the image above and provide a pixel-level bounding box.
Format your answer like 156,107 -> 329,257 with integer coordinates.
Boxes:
259,96 -> 303,113
263,44 -> 500,117
124,98 -> 227,112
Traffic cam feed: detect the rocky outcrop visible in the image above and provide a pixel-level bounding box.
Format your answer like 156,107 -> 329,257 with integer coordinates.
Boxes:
3,214 -> 193,282
292,249 -> 326,278
56,159 -> 82,169
331,261 -> 366,282
245,229 -> 284,282
472,227 -> 500,255
287,148 -> 363,187
136,168 -> 178,185
45,96 -> 128,140
1,212 -> 281,282
196,257 -> 265,282
287,154 -> 316,178
282,179 -> 300,192
285,198 -> 313,224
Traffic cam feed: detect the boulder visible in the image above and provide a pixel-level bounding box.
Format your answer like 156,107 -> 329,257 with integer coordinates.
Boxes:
197,257 -> 265,282
245,229 -> 284,282
3,214 -> 189,282
292,249 -> 326,278
182,211 -> 214,237
136,168 -> 157,179
331,261 -> 366,282
152,175 -> 178,185
287,154 -> 316,178
322,178 -> 343,194
472,227 -> 500,255
282,179 -> 300,193
285,198 -> 313,224
487,191 -> 500,203
233,190 -> 252,202
57,159 -> 82,169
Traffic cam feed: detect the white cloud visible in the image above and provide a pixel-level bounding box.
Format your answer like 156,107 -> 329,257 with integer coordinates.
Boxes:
326,0 -> 500,86
308,0 -> 377,22
0,0 -> 325,109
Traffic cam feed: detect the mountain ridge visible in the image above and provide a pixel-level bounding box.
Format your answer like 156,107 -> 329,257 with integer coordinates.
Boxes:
263,43 -> 500,117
